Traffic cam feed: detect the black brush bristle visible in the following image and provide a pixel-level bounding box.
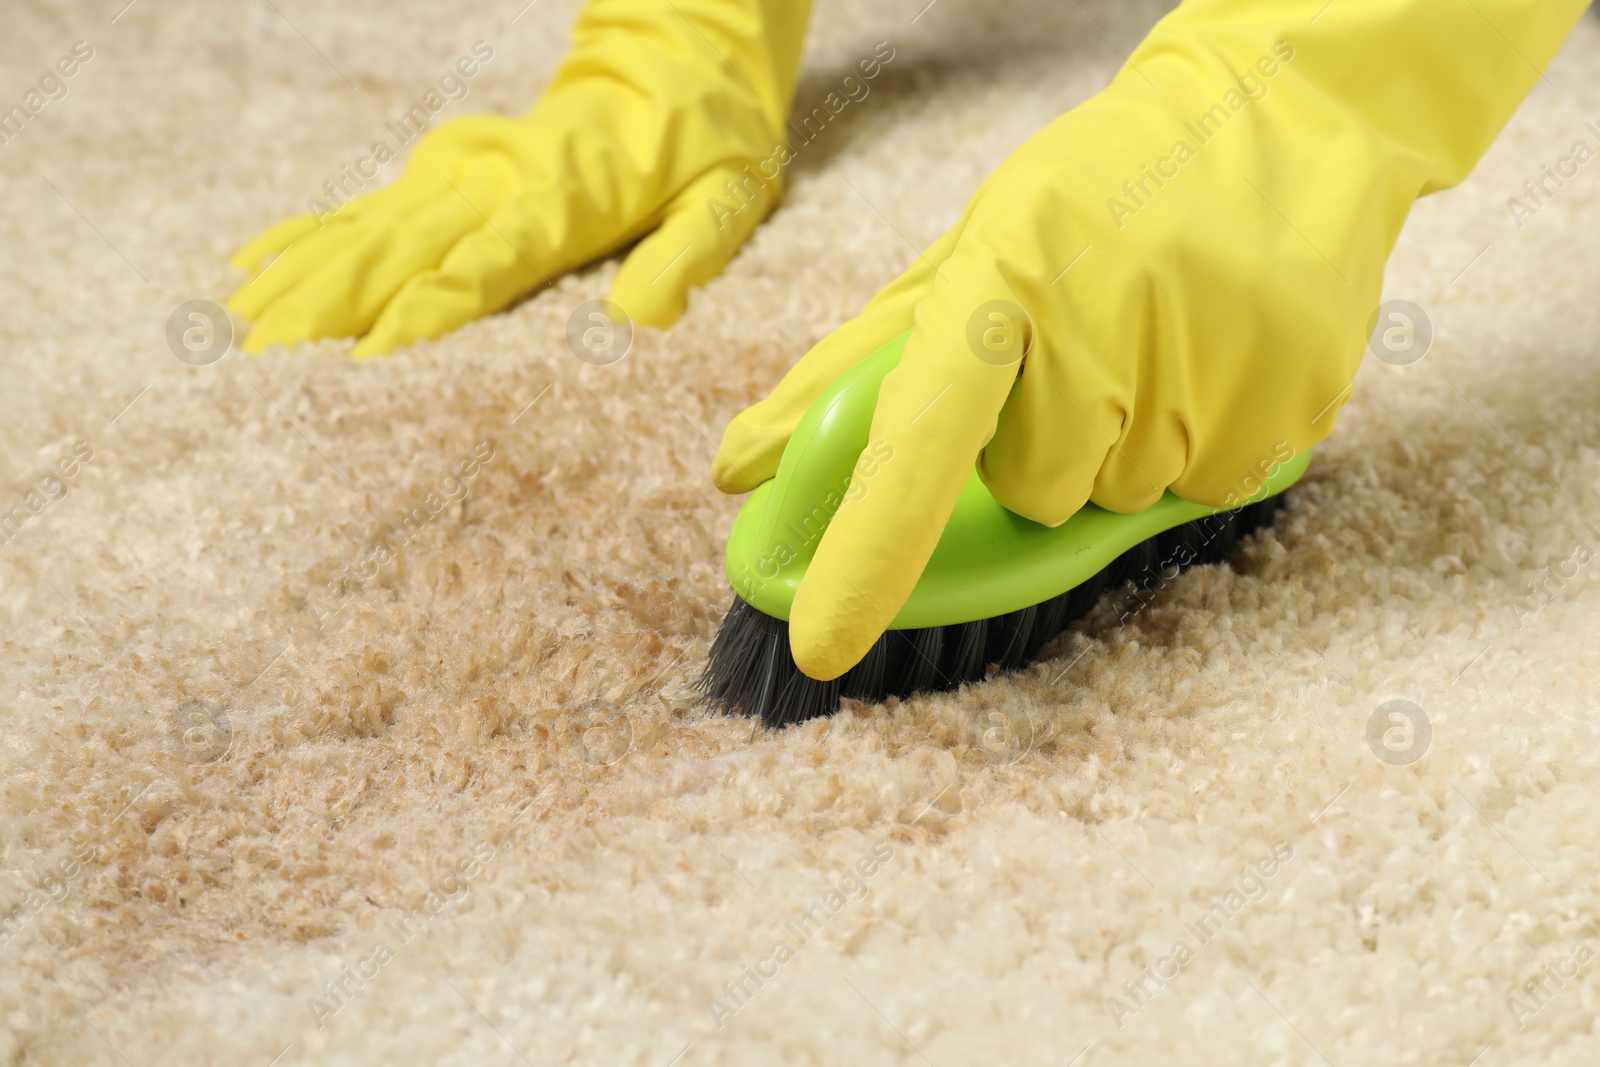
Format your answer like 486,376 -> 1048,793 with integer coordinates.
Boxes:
772,669 -> 839,728
697,493 -> 1292,728
985,604 -> 1036,671
889,626 -> 944,698
941,619 -> 989,684
1063,566 -> 1110,620
1025,590 -> 1072,660
840,637 -> 889,701
1108,538 -> 1158,590
1190,510 -> 1237,564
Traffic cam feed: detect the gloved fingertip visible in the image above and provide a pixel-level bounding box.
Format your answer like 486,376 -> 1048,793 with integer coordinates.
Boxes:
607,279 -> 684,331
788,603 -> 875,682
228,276 -> 287,321
710,453 -> 758,494
224,291 -> 258,319
241,307 -> 324,354
357,295 -> 442,357
230,215 -> 322,275
710,418 -> 786,493
789,548 -> 899,681
629,302 -> 683,331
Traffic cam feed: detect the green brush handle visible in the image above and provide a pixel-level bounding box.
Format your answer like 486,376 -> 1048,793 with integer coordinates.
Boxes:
725,330 -> 1312,628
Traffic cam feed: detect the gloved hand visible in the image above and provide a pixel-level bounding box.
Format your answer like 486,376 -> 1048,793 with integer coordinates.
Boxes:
229,0 -> 811,356
714,0 -> 1586,680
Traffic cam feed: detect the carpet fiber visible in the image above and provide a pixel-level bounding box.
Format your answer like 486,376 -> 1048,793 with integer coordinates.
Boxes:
6,1 -> 1600,1064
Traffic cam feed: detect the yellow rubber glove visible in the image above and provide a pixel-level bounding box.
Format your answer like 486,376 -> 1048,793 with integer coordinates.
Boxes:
229,0 -> 810,356
715,0 -> 1586,680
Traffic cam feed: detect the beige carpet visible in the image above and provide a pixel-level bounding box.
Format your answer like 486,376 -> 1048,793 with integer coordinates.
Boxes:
5,1 -> 1600,1063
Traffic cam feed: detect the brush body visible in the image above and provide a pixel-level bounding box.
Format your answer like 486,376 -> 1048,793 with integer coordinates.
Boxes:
701,493 -> 1287,727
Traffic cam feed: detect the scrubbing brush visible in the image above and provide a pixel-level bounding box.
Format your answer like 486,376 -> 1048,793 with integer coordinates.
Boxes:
699,333 -> 1311,728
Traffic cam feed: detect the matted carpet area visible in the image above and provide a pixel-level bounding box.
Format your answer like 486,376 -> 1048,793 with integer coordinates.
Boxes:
6,1 -> 1600,1063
